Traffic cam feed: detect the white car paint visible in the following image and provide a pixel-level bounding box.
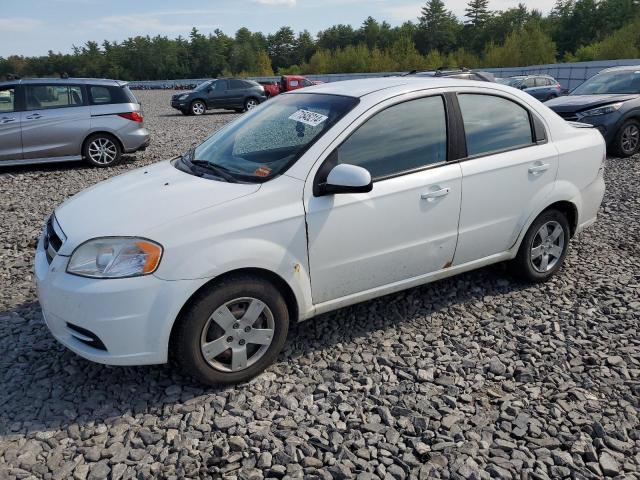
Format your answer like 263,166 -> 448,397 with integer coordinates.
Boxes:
35,77 -> 606,366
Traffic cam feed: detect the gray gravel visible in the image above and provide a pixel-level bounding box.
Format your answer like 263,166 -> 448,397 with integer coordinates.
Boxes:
1,90 -> 639,479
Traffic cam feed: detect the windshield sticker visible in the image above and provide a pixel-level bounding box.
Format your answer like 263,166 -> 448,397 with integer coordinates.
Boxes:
254,166 -> 272,177
289,109 -> 328,127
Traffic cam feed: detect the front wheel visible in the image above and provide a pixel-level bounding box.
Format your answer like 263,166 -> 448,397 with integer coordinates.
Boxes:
190,100 -> 206,116
244,98 -> 259,112
83,134 -> 122,167
511,209 -> 570,282
612,119 -> 640,157
173,275 -> 289,385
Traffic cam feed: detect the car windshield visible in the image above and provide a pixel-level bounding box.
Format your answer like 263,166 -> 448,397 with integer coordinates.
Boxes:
192,93 -> 358,182
502,77 -> 524,87
571,70 -> 640,95
195,81 -> 213,91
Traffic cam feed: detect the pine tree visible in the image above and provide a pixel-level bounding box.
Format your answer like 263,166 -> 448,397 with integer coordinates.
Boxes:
465,0 -> 491,26
417,0 -> 460,54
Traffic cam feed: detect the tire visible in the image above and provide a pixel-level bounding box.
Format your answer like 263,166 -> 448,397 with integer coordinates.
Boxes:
244,97 -> 259,112
612,119 -> 640,157
190,100 -> 206,116
173,274 -> 289,385
83,133 -> 122,167
511,209 -> 570,283
234,108 -> 244,113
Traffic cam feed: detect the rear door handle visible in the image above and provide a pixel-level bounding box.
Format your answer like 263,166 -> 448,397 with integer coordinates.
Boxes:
528,163 -> 550,175
26,113 -> 42,120
421,187 -> 450,200
0,116 -> 16,124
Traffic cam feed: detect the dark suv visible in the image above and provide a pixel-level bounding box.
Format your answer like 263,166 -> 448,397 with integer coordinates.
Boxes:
546,66 -> 640,157
171,78 -> 267,115
499,75 -> 563,101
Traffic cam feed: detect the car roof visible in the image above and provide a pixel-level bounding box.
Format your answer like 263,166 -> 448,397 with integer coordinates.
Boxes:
0,78 -> 127,87
290,76 -> 512,98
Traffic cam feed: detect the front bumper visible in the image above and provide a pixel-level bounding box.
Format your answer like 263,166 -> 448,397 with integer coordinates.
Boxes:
34,234 -> 205,366
171,99 -> 189,109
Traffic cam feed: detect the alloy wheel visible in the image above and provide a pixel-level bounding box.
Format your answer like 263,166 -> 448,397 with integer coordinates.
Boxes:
530,220 -> 565,273
200,297 -> 275,372
246,99 -> 258,110
192,101 -> 205,115
87,138 -> 118,165
621,124 -> 639,154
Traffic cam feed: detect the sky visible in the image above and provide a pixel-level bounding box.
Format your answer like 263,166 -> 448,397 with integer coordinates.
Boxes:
0,0 -> 558,57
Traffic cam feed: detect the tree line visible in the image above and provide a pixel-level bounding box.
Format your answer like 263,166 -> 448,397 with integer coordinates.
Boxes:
1,0 -> 639,80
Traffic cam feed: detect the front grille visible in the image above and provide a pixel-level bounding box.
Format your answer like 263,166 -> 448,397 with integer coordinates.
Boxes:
44,215 -> 65,264
66,323 -> 108,351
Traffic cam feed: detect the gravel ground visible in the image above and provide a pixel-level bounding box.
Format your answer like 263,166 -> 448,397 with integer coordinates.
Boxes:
0,90 -> 639,480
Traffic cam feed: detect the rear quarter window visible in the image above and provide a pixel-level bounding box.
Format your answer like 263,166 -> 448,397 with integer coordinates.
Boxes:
88,85 -> 133,105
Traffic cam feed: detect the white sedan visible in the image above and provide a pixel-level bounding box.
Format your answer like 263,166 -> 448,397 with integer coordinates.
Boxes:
35,77 -> 606,384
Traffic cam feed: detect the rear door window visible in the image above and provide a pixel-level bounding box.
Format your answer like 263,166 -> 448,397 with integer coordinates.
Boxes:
24,85 -> 84,110
458,94 -> 533,157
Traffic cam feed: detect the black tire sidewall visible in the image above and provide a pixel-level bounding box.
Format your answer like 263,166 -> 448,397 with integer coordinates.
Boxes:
614,119 -> 640,157
515,210 -> 570,282
175,276 -> 289,385
83,134 -> 122,167
190,100 -> 206,115
244,98 -> 258,111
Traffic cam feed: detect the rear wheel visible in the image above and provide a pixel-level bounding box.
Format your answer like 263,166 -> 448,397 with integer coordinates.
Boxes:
190,100 -> 206,116
612,119 -> 640,157
511,209 -> 570,282
83,134 -> 122,167
174,275 -> 289,385
244,97 -> 259,112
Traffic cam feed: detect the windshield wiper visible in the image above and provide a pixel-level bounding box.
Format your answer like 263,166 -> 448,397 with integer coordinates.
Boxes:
179,146 -> 237,183
190,159 -> 238,183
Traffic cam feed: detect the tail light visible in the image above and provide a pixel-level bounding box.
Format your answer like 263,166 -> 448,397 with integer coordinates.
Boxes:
118,111 -> 143,123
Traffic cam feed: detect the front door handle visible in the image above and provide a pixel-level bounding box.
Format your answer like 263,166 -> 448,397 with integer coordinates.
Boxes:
0,116 -> 16,124
26,113 -> 42,120
528,163 -> 550,175
421,187 -> 450,200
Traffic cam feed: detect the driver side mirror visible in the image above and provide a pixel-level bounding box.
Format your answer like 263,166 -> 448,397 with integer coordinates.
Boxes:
319,164 -> 373,196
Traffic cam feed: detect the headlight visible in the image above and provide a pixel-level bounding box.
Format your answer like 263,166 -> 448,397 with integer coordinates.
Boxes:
178,94 -> 188,100
67,237 -> 162,278
581,102 -> 623,117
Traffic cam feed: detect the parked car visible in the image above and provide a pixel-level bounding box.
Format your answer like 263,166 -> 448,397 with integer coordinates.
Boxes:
499,75 -> 563,101
260,75 -> 323,98
406,68 -> 496,82
546,66 -> 640,157
36,77 -> 605,385
170,78 -> 267,115
0,78 -> 149,167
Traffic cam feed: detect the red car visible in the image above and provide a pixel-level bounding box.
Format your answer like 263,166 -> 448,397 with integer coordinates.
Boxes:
260,75 -> 322,98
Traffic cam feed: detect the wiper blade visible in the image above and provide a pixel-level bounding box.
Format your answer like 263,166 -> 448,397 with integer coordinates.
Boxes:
190,159 -> 237,183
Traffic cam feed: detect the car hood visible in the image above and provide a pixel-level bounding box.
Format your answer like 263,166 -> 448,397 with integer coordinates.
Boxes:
545,94 -> 638,113
172,91 -> 195,98
54,159 -> 260,255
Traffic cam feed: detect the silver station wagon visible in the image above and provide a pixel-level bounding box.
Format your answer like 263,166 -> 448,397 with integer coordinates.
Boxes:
0,78 -> 150,167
